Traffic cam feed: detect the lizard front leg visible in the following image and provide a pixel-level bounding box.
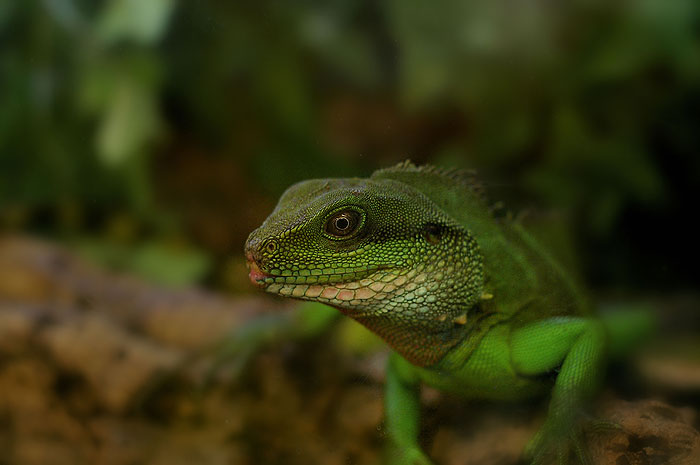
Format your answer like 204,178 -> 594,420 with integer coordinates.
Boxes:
385,352 -> 434,465
209,302 -> 340,381
511,316 -> 607,465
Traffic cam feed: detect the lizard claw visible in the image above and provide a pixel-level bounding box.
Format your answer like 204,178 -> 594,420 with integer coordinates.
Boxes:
386,443 -> 435,465
525,418 -> 593,465
525,413 -> 622,465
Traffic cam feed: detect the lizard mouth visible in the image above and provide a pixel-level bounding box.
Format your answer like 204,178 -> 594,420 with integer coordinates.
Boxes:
246,260 -> 273,287
246,260 -> 392,290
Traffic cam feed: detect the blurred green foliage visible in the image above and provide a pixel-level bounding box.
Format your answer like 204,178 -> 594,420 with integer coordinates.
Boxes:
1,0 -> 698,290
0,0 -> 171,210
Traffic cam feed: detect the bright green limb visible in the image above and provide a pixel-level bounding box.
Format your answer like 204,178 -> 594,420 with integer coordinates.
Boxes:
386,353 -> 421,444
511,317 -> 606,464
511,317 -> 599,376
385,352 -> 433,465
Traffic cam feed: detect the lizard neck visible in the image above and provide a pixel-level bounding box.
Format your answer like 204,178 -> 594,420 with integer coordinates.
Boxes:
332,230 -> 485,367
341,308 -> 473,367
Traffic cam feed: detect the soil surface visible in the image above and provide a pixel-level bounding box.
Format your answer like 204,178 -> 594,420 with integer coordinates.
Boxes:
0,236 -> 698,465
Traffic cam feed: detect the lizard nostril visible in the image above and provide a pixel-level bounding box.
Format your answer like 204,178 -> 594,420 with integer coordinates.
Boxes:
245,249 -> 256,263
244,235 -> 262,262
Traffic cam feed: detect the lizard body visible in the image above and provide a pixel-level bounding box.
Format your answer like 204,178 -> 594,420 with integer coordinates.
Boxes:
245,161 -> 651,464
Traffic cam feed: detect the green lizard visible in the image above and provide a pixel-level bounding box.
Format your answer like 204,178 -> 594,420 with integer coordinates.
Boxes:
244,161 -> 652,464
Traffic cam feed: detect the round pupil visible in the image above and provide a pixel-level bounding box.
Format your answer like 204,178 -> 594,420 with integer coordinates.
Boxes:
335,217 -> 350,230
325,210 -> 361,238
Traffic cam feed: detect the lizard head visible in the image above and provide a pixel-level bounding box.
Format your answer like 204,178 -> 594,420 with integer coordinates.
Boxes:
245,176 -> 485,366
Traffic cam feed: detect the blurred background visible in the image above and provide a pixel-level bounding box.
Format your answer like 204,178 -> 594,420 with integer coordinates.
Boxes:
0,1 -> 699,464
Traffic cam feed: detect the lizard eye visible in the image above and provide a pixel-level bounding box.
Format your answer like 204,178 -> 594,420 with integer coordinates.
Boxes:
325,209 -> 362,238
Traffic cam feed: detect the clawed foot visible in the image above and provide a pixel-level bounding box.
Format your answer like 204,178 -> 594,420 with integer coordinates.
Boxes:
526,422 -> 588,465
525,415 -> 621,465
386,443 -> 434,465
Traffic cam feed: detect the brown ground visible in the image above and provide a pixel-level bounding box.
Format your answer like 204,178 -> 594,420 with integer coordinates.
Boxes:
0,236 -> 698,465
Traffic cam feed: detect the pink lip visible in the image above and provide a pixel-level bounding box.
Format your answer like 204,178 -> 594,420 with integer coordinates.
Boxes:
247,260 -> 271,286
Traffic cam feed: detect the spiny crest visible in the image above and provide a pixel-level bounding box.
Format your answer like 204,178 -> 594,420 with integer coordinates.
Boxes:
373,160 -> 516,220
373,160 -> 486,202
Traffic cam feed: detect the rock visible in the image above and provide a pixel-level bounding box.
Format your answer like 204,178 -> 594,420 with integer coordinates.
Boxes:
592,398 -> 700,465
39,314 -> 184,413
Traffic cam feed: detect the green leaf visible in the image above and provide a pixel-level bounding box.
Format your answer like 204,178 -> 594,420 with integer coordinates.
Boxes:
96,76 -> 161,166
97,0 -> 175,45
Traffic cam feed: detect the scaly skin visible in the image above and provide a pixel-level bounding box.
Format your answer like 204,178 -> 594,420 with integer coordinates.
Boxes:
244,161 -> 651,464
